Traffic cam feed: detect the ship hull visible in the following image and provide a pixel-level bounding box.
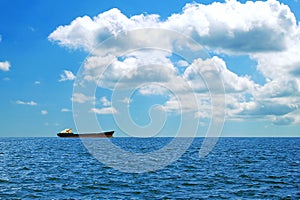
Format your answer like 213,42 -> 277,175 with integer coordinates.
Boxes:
57,131 -> 114,138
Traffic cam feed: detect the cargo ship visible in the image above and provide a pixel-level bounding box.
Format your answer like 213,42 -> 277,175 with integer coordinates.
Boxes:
57,128 -> 114,138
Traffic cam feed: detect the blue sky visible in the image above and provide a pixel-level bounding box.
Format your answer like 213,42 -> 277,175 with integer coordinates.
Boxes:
0,0 -> 299,137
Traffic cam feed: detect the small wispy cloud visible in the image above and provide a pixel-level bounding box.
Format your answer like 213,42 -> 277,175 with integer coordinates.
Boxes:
28,26 -> 36,32
34,81 -> 41,85
90,107 -> 117,115
121,97 -> 132,104
0,61 -> 10,72
59,70 -> 76,82
41,110 -> 48,115
71,93 -> 94,103
177,60 -> 189,67
61,108 -> 72,112
100,96 -> 111,106
16,100 -> 37,106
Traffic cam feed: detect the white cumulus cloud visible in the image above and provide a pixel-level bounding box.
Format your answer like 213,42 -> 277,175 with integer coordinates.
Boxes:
49,0 -> 298,54
165,0 -> 297,53
49,0 -> 300,125
0,61 -> 10,72
59,70 -> 76,82
184,56 -> 256,93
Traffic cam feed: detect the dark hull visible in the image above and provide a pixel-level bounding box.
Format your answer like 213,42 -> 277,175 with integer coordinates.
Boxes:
57,131 -> 114,138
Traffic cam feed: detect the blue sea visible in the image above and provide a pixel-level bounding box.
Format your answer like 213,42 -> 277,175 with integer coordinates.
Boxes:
0,137 -> 299,199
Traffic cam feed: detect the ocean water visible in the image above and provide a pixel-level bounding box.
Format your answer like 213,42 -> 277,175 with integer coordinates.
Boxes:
0,137 -> 299,199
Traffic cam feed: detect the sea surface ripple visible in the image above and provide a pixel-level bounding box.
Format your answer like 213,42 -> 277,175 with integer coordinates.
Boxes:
0,137 -> 299,199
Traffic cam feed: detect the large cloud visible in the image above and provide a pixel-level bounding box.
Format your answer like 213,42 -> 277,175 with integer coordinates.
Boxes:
48,8 -> 161,52
49,0 -> 300,125
184,56 -> 256,93
165,0 -> 297,53
49,0 -> 298,54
